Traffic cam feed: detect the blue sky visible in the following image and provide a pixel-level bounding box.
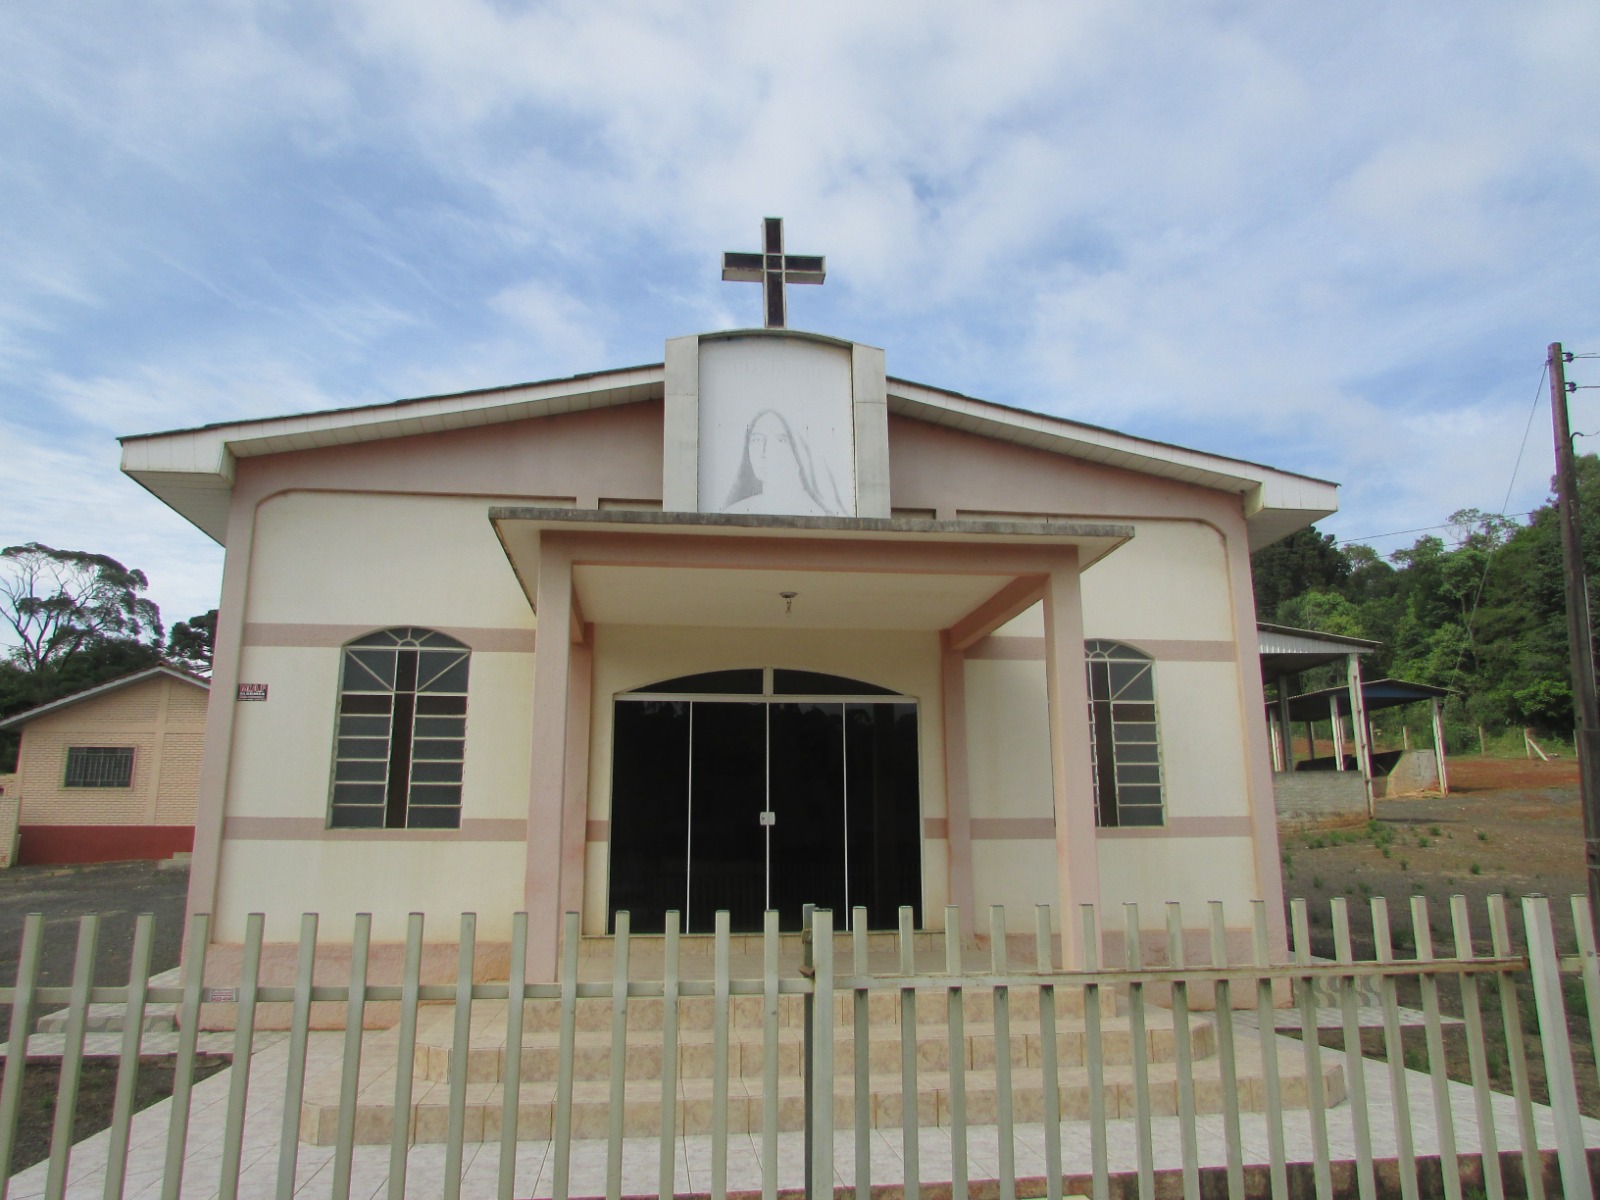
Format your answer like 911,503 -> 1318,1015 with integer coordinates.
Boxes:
4,1 -> 1600,630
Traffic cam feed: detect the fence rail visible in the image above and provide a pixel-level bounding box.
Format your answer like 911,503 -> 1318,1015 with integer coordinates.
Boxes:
1,895 -> 1597,1200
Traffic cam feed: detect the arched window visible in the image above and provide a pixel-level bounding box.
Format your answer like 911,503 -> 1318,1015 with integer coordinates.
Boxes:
1085,640 -> 1163,827
330,628 -> 470,829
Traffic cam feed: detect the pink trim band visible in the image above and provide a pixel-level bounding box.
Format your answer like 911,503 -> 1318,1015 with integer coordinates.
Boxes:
966,636 -> 1236,662
223,817 -> 528,841
242,623 -> 537,652
1098,816 -> 1253,839
969,817 -> 1056,840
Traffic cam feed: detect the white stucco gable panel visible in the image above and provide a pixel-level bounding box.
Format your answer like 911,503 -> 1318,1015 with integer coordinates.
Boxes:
698,336 -> 857,517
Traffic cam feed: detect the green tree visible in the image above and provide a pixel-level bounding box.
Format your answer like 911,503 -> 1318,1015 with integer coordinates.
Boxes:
1274,589 -> 1365,638
1251,528 -> 1350,618
167,609 -> 216,671
0,544 -> 167,770
0,544 -> 163,671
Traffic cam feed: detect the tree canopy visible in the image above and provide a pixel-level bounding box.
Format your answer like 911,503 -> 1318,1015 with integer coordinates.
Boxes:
0,544 -> 217,770
0,543 -> 165,672
1252,456 -> 1600,740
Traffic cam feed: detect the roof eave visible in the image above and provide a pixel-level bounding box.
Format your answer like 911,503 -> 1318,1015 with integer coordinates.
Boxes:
0,665 -> 209,731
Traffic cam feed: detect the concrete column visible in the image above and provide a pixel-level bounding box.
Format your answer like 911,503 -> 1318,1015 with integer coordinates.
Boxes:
186,491 -> 259,945
1330,697 -> 1346,771
559,632 -> 594,923
1346,653 -> 1374,817
526,535 -> 574,981
1041,553 -> 1099,968
1276,676 -> 1295,771
940,634 -> 976,934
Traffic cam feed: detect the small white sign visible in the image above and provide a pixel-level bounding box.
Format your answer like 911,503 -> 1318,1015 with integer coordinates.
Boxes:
759,811 -> 776,826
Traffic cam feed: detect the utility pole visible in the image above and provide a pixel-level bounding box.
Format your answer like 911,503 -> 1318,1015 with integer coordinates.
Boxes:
1550,341 -> 1600,932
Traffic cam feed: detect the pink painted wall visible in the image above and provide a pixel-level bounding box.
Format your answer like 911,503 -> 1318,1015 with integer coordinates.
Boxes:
887,414 -> 1242,527
231,399 -> 665,508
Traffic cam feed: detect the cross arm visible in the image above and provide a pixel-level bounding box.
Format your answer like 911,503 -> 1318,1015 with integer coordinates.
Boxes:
722,252 -> 765,282
781,255 -> 825,283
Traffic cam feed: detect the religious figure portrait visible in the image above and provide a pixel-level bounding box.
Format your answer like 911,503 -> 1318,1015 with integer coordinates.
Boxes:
722,409 -> 848,517
697,336 -> 858,518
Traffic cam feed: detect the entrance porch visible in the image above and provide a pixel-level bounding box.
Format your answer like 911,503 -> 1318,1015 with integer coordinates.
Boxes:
490,507 -> 1134,980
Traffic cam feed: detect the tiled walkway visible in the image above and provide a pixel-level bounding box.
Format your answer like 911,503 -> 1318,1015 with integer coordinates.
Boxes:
6,1024 -> 1598,1200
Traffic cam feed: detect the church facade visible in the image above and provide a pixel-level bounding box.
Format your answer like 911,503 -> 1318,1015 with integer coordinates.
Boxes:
122,318 -> 1335,979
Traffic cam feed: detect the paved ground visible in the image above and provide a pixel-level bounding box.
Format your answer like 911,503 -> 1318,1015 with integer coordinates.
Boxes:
0,860 -> 189,1007
4,1022 -> 1595,1200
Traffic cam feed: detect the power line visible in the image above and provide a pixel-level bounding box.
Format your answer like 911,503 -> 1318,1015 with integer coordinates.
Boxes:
1335,511 -> 1540,546
1337,357 -> 1552,548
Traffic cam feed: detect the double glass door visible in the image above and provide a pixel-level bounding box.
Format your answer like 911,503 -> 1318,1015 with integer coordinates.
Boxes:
608,675 -> 921,934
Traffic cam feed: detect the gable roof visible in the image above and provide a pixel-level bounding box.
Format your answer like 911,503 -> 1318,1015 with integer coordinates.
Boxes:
0,665 -> 209,731
120,335 -> 1337,550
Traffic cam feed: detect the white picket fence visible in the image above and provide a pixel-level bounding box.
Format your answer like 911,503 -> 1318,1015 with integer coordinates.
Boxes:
1,894 -> 1597,1200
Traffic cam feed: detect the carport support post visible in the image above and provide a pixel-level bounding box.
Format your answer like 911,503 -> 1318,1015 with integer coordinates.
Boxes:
1329,696 -> 1345,771
1430,698 -> 1450,796
1347,653 -> 1374,817
527,534 -> 575,982
1276,676 -> 1295,771
1042,554 -> 1099,969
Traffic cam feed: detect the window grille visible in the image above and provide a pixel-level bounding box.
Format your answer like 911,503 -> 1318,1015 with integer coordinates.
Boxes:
1085,640 -> 1164,827
64,746 -> 134,788
330,627 -> 469,829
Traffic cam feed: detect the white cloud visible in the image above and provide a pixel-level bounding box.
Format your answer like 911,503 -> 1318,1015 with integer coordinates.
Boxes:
0,0 -> 1597,606
0,420 -> 223,632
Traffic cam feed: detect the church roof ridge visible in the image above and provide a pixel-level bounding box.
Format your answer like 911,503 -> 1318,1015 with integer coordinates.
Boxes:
118,336 -> 1336,550
118,359 -> 665,444
884,374 -> 1338,490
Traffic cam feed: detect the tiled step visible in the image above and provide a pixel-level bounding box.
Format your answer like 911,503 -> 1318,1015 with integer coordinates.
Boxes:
408,1001 -> 1212,1084
440,986 -> 1111,1037
35,1003 -> 177,1035
298,1037 -> 1346,1145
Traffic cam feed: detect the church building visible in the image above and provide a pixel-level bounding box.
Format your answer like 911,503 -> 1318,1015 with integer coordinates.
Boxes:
120,221 -> 1337,980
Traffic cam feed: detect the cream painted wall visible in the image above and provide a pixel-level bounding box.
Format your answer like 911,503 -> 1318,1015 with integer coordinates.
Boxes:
964,518 -> 1259,932
211,490 -> 540,939
1158,662 -> 1250,820
971,841 -> 1059,930
581,623 -> 946,934
214,839 -> 527,943
1096,837 -> 1260,925
226,646 -> 338,819
246,492 -> 535,629
224,645 -> 533,823
963,658 -> 1051,821
1079,521 -> 1233,641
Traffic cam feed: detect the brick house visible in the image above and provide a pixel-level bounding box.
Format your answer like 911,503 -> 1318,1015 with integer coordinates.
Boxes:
0,665 -> 208,865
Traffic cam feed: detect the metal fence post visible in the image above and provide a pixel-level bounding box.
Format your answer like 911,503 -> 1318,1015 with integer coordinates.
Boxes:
802,902 -> 815,1200
1522,895 -> 1593,1200
811,907 -> 835,1200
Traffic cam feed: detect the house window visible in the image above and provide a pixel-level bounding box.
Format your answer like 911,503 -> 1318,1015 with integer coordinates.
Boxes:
330,628 -> 469,829
1085,640 -> 1164,827
64,746 -> 135,788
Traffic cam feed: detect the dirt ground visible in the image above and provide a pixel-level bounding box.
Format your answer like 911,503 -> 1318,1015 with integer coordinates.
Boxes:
1281,754 -> 1586,957
0,860 -> 199,1173
1280,754 -> 1600,1115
